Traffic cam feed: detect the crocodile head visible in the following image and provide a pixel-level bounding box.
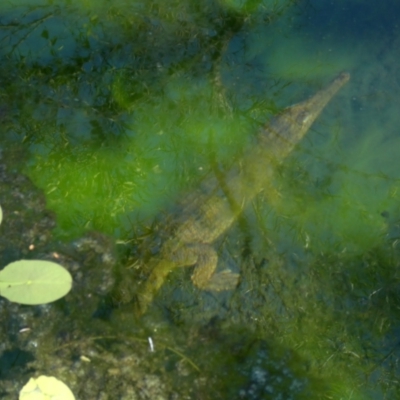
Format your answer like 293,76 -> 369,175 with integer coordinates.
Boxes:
261,72 -> 350,159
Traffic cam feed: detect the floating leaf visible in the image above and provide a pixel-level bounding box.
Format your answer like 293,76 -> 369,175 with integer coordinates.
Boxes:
19,375 -> 75,400
0,260 -> 72,305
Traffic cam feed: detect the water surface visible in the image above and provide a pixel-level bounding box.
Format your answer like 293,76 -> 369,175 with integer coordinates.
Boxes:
1,0 -> 400,398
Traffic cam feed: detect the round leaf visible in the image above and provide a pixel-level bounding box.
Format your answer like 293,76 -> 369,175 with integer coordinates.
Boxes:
19,375 -> 75,400
0,260 -> 72,305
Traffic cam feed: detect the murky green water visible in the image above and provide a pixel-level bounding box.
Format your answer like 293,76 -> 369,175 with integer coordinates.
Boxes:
1,0 -> 400,398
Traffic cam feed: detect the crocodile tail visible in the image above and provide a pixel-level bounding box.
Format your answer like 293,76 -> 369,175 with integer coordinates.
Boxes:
134,259 -> 175,316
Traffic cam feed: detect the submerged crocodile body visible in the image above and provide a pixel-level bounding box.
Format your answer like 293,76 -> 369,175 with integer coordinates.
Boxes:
134,72 -> 350,315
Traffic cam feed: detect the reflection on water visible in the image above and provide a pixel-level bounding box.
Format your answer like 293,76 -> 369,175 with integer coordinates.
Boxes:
0,0 -> 400,398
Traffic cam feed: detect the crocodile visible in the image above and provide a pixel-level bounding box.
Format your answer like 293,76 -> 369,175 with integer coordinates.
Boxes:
133,72 -> 350,315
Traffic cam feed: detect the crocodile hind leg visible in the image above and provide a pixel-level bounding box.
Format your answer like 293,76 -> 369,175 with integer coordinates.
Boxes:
187,243 -> 239,291
134,245 -> 201,316
135,243 -> 239,315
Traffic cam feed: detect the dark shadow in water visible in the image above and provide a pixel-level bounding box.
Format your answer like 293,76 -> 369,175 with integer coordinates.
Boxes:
0,349 -> 35,380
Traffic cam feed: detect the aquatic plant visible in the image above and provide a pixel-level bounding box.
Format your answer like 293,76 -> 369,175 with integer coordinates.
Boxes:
0,205 -> 72,305
0,259 -> 72,305
19,375 -> 75,400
